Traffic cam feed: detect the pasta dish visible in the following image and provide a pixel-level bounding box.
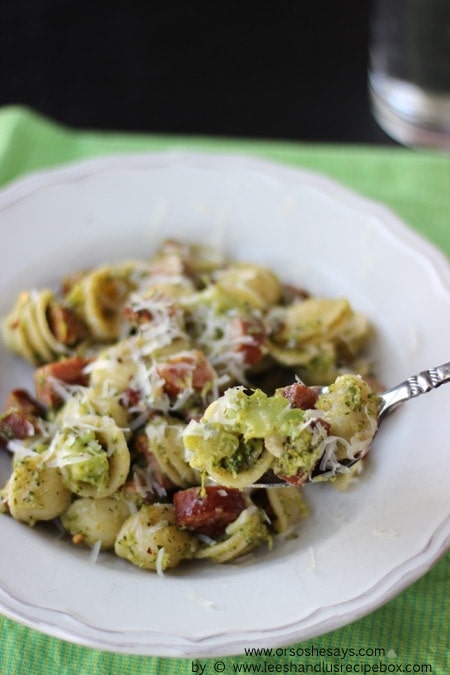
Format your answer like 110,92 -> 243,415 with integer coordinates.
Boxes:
0,239 -> 379,572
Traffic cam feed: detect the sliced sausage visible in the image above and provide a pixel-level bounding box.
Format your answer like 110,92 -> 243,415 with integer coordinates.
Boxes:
0,389 -> 47,449
34,356 -> 91,407
225,316 -> 266,367
0,409 -> 37,448
279,382 -> 318,410
173,486 -> 247,537
156,350 -> 216,398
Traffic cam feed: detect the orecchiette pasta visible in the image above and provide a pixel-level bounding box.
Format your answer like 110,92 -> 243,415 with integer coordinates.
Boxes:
61,496 -> 132,549
114,504 -> 198,571
2,290 -> 72,364
184,415 -> 275,489
87,340 -> 141,397
138,415 -> 198,488
266,298 -> 372,384
65,263 -> 145,342
266,487 -> 309,534
213,263 -> 282,310
194,506 -> 271,563
55,387 -> 130,432
0,238 -> 378,573
50,415 -> 130,498
5,455 -> 72,525
315,374 -> 378,460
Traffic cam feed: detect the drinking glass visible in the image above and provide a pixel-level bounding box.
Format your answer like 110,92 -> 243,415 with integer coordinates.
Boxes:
368,0 -> 450,150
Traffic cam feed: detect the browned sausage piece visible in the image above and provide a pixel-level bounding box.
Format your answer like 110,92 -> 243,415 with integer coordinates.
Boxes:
279,382 -> 318,410
0,409 -> 37,448
0,389 -> 47,449
156,350 -> 216,399
173,486 -> 247,537
34,356 -> 91,408
5,388 -> 46,417
224,316 -> 266,367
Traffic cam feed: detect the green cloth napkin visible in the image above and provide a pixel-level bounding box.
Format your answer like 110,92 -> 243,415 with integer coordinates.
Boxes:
0,106 -> 448,675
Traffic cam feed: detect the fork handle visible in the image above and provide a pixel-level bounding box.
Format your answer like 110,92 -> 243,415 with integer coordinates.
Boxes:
379,361 -> 450,417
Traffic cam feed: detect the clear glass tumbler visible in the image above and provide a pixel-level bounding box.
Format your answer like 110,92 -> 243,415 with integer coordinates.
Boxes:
368,0 -> 450,150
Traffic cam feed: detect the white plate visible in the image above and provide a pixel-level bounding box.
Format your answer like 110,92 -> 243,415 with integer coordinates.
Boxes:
0,152 -> 448,657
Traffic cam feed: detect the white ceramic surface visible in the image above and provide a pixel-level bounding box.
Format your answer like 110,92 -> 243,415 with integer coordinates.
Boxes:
0,152 -> 448,657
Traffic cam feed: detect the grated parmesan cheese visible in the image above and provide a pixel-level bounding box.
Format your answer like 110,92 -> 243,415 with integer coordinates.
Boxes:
155,546 -> 166,577
89,539 -> 102,564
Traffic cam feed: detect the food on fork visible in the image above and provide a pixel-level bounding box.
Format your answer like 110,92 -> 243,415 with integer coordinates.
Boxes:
184,376 -> 378,489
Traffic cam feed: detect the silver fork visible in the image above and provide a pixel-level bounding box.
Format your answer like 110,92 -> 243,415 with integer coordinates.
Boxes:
251,361 -> 450,488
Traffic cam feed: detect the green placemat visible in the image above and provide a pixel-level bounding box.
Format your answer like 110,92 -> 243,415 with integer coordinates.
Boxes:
0,106 -> 448,675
